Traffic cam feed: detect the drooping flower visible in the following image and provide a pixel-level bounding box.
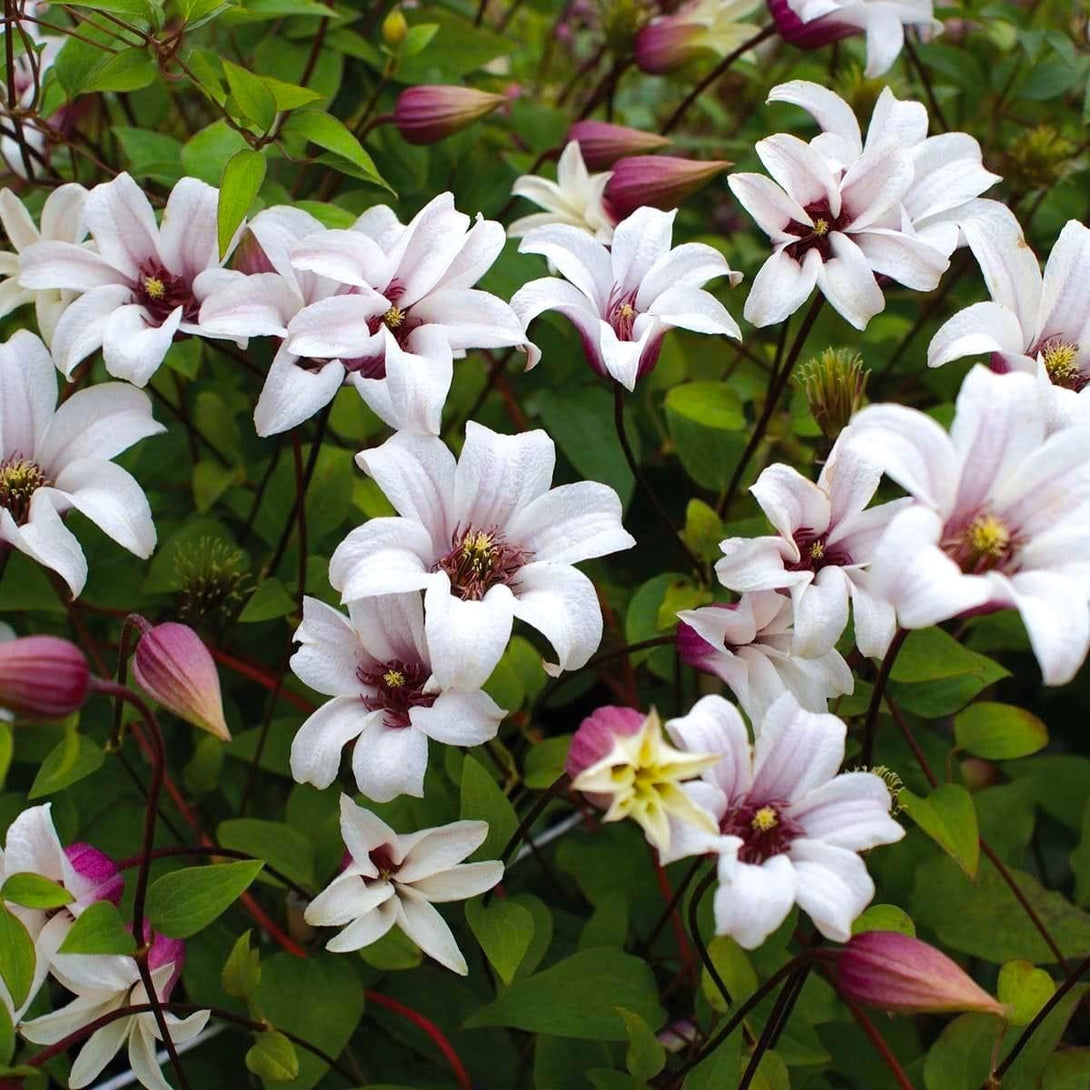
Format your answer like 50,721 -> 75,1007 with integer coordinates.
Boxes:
330,423 -> 635,686
767,0 -> 940,77
304,795 -> 503,974
604,156 -> 730,220
848,364 -> 1090,685
394,85 -> 506,144
290,594 -> 505,802
19,173 -> 242,386
664,692 -> 904,947
678,590 -> 853,722
567,120 -> 672,170
728,83 -> 950,329
768,81 -> 1000,258
285,193 -> 533,404
0,330 -> 164,597
836,930 -> 1008,1015
21,932 -> 208,1090
507,142 -> 616,244
568,706 -> 721,852
0,635 -> 89,719
512,206 -> 742,390
0,184 -> 88,346
714,430 -> 909,658
928,205 -> 1090,428
634,0 -> 763,73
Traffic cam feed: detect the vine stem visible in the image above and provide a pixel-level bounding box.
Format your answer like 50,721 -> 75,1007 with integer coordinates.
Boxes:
365,990 -> 472,1090
640,855 -> 704,955
660,25 -> 776,135
687,868 -> 731,1009
859,627 -> 907,767
499,773 -> 572,866
115,845 -> 313,900
737,964 -> 811,1089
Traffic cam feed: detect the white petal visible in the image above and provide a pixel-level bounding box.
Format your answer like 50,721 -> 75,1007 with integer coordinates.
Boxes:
353,326 -> 452,436
127,1020 -> 173,1090
755,134 -> 841,214
83,172 -> 159,279
665,693 -> 752,801
862,6 -> 906,78
410,687 -> 505,745
789,838 -> 875,941
768,80 -> 863,160
752,462 -> 830,540
306,872 -> 393,928
289,228 -> 390,289
346,592 -> 427,663
158,177 -> 221,277
742,249 -> 819,327
511,561 -> 602,675
68,1017 -> 132,1088
52,459 -> 156,558
286,293 -> 386,359
455,421 -> 555,530
516,223 -> 612,311
610,207 -> 676,293
408,288 -> 527,353
840,143 -> 913,230
853,227 -> 948,292
508,480 -> 634,564
638,242 -> 739,305
290,697 -> 371,790
790,567 -> 851,657
750,692 -> 845,802
253,345 -> 345,437
396,888 -> 468,974
0,329 -> 56,458
790,772 -> 904,850
646,286 -> 741,339
927,301 -> 1026,368
713,851 -> 797,949
846,577 -> 898,659
326,897 -> 398,953
351,717 -> 429,802
328,519 -> 434,600
960,203 -> 1041,333
0,188 -> 39,250
1008,569 -> 1090,686
18,240 -> 128,291
409,861 -> 504,902
291,596 -> 364,696
1035,219 -> 1090,349
424,577 -> 515,690
815,232 -> 885,331
728,173 -> 809,240
40,183 -> 88,243
396,820 -> 489,883
101,303 -> 181,387
0,491 -> 87,597
197,271 -> 301,338
339,793 -> 399,864
47,284 -> 131,377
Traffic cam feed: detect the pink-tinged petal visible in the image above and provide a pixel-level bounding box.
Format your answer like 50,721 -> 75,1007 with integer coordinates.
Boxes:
750,693 -> 846,802
397,820 -> 489,883
862,5 -> 906,77
408,287 -> 527,352
248,205 -> 326,280
254,345 -> 345,438
83,172 -> 159,280
511,561 -> 602,676
339,794 -> 399,865
411,687 -> 504,746
389,194 -> 473,306
351,716 -> 429,802
409,861 -> 504,902
436,217 -> 505,291
960,203 -> 1041,333
396,888 -> 468,974
728,173 -> 809,240
18,239 -> 129,291
768,80 -> 863,161
346,592 -> 426,665
101,303 -> 181,387
847,576 -> 898,659
638,242 -> 740,307
65,842 -> 124,907
290,227 -> 390,290
743,248 -> 820,327
353,327 -> 452,437
751,461 -> 830,540
568,120 -> 672,169
0,188 -> 39,250
567,705 -> 646,778
755,134 -> 841,215
52,459 -> 157,561
852,227 -> 947,292
1035,219 -> 1090,347
40,183 -> 89,243
0,329 -> 56,458
1,490 -> 87,597
789,838 -> 874,941
713,850 -> 797,949
790,567 -> 850,657
997,423 -> 1090,535
329,519 -> 435,601
815,232 -> 884,331
646,286 -> 742,339
158,177 -> 220,278
516,223 -> 612,311
666,693 -> 752,802
715,536 -> 799,591
606,159 -> 726,221
285,293 -> 386,359
840,142 -> 914,230
927,301 -> 1026,368
1007,569 -> 1090,686
507,480 -> 634,565
47,284 -> 131,378
197,271 -> 301,338
633,17 -> 707,73
0,637 -> 88,719
790,771 -> 903,850
424,578 -> 515,690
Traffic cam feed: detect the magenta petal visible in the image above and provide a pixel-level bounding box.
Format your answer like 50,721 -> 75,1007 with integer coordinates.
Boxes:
566,705 -> 645,778
767,0 -> 861,49
65,842 -> 124,906
146,929 -> 187,1000
634,19 -> 709,73
605,156 -> 729,219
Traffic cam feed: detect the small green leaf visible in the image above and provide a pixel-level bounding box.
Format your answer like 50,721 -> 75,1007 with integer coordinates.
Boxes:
217,818 -> 316,889
700,935 -> 757,1015
146,860 -> 264,938
281,110 -> 389,190
665,382 -> 745,430
217,148 -> 266,258
1,874 -> 73,910
617,1006 -> 666,1081
59,901 -> 138,956
680,499 -> 725,562
459,754 -> 517,861
29,732 -> 104,798
465,897 -> 534,985
193,459 -> 241,514
239,578 -> 296,622
246,1030 -> 299,1081
81,48 -> 157,93
655,576 -> 711,631
399,22 -> 439,56
222,58 -> 277,131
954,702 -> 1048,760
852,904 -> 916,937
901,785 -> 979,879
357,926 -> 423,970
261,74 -> 322,111
890,628 -> 985,682
222,929 -> 262,1000
0,1000 -> 13,1068
0,906 -> 35,1009
998,959 -> 1055,1027
523,736 -> 571,790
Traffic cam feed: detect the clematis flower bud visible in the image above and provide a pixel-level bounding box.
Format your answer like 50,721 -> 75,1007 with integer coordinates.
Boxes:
634,17 -> 711,72
0,636 -> 89,719
65,842 -> 124,906
837,931 -> 1008,1016
568,120 -> 672,170
394,86 -> 507,145
605,156 -> 729,219
797,347 -> 869,441
131,620 -> 230,741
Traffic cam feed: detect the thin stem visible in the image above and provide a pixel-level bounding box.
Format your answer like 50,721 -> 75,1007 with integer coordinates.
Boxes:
660,25 -> 776,135
688,868 -> 732,1009
859,628 -> 907,767
640,855 -> 704,955
830,981 -> 916,1090
115,845 -> 313,899
738,965 -> 810,1090
365,990 -> 472,1090
902,35 -> 948,132
499,773 -> 572,865
614,384 -> 702,572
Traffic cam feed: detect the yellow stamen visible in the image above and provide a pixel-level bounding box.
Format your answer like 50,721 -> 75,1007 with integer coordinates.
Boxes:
143,276 -> 166,299
967,514 -> 1010,558
619,303 -> 635,320
751,806 -> 779,832
809,540 -> 825,561
382,669 -> 405,688
812,218 -> 829,236
1042,341 -> 1080,386
383,306 -> 404,329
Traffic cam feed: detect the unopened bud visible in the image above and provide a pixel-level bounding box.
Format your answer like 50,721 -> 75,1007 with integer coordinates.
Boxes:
131,620 -> 230,741
797,348 -> 869,441
606,155 -> 729,219
1003,125 -> 1075,193
0,636 -> 89,719
837,931 -> 1008,1016
394,85 -> 506,145
634,16 -> 709,72
568,120 -> 671,170
382,6 -> 409,45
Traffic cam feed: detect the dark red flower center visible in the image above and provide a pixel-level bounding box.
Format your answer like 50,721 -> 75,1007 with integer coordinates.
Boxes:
787,528 -> 851,573
432,525 -> 529,601
607,286 -> 640,341
357,657 -> 436,728
942,512 -> 1018,576
368,845 -> 398,880
783,201 -> 846,262
719,797 -> 802,864
137,261 -> 199,325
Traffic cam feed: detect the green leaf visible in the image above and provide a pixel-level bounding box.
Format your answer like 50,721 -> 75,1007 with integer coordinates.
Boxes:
59,901 -> 138,956
0,906 -> 35,1009
0,874 -> 73,910
239,578 -> 296,622
0,723 -> 11,791
683,1027 -> 740,1090
617,1006 -> 665,1081
900,784 -> 979,878
523,736 -> 571,790
179,0 -> 237,27
222,58 -> 277,131
146,859 -> 264,938
356,925 -> 423,971
218,148 -> 267,258
665,382 -> 745,491
851,903 -> 916,937
182,121 -> 250,185
399,22 -> 439,56
193,459 -> 241,514
655,576 -> 711,630
997,959 -> 1054,1027
0,1001 -> 13,1068
247,1031 -> 299,1081
464,947 -> 665,1039
459,754 -> 517,861
890,628 -> 988,682
63,0 -> 156,16
222,929 -> 262,999
113,127 -> 184,185
665,382 -> 745,430
465,897 -> 534,985
261,75 -> 323,111
29,732 -> 104,798
81,48 -> 157,93
954,702 -> 1047,760
281,110 -> 389,190
680,499 -> 725,562
701,934 -> 757,1014
217,818 -> 315,889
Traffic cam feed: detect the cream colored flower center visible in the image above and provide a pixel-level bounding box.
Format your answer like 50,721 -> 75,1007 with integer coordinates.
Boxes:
382,669 -> 405,689
966,513 -> 1011,558
1042,340 -> 1080,387
812,218 -> 829,236
0,456 -> 47,525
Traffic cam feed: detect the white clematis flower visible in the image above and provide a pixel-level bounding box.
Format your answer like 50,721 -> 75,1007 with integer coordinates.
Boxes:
18,172 -> 241,386
507,141 -> 616,243
512,206 -> 742,390
678,590 -> 853,723
715,428 -> 909,658
928,206 -> 1090,429
664,692 -> 904,947
330,422 -> 635,687
728,83 -> 951,329
0,183 -> 88,346
304,795 -> 503,974
849,364 -> 1090,685
289,593 -> 505,803
21,933 -> 208,1090
0,330 -> 164,597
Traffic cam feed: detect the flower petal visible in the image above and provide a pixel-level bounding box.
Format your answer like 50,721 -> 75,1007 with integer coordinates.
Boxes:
290,697 -> 371,790
511,561 -> 602,675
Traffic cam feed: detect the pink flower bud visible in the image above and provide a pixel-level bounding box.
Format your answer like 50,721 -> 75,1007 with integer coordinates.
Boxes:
605,156 -> 729,219
131,621 -> 230,741
634,17 -> 709,73
232,228 -> 276,275
568,120 -> 672,170
65,842 -> 124,907
566,705 -> 645,794
837,931 -> 1008,1016
146,929 -> 186,1000
394,86 -> 507,145
0,636 -> 89,719
766,0 -> 860,50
